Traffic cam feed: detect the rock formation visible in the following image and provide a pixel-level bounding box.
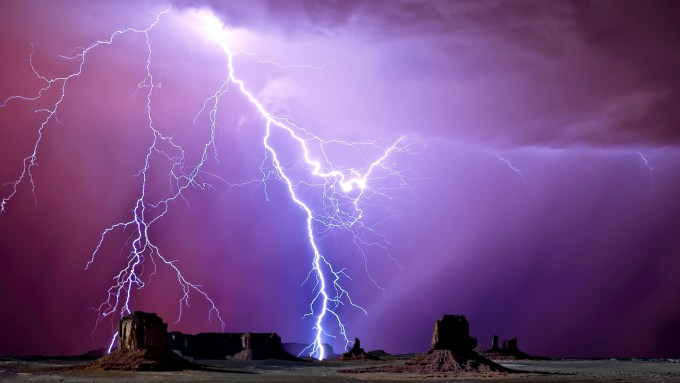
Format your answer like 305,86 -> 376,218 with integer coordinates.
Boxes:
484,335 -> 550,360
407,315 -> 507,373
431,315 -> 478,351
231,333 -> 295,361
88,312 -> 196,371
341,315 -> 509,375
169,332 -> 242,359
336,338 -> 379,361
117,311 -> 167,351
169,331 -> 295,360
490,335 -> 500,352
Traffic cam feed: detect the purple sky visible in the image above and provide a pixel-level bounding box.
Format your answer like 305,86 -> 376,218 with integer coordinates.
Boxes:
1,0 -> 680,358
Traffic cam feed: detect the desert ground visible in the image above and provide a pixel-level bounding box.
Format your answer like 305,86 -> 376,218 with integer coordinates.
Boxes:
1,354 -> 679,382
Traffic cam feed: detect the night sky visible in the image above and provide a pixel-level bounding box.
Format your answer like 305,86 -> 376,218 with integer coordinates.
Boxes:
1,0 -> 680,358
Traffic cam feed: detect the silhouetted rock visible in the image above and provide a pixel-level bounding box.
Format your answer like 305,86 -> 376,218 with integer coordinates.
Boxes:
231,333 -> 295,361
336,338 -> 379,361
169,331 -> 295,360
484,335 -> 551,360
431,315 -> 477,351
169,332 -> 241,359
87,312 -> 196,371
342,315 -> 509,375
118,311 -> 167,351
491,335 -> 500,352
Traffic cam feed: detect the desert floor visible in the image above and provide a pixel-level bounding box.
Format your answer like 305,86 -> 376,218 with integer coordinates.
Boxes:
1,355 -> 679,382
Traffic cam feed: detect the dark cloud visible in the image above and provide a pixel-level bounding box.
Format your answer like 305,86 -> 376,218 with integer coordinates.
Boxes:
187,0 -> 680,147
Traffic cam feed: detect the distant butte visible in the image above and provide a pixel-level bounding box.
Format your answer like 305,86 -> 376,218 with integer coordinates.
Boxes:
341,314 -> 514,376
336,338 -> 380,361
482,334 -> 551,360
169,331 -> 297,361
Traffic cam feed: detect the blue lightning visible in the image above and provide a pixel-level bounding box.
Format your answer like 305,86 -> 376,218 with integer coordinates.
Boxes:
1,6 -> 405,360
198,13 -> 404,358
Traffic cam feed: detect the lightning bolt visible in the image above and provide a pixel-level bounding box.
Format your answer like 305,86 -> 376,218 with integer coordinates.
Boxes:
233,50 -> 338,72
636,151 -> 655,192
1,6 -> 405,359
200,13 -> 404,359
495,152 -> 523,181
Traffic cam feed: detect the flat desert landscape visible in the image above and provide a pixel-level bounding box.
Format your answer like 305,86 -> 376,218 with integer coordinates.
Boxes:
2,355 -> 679,383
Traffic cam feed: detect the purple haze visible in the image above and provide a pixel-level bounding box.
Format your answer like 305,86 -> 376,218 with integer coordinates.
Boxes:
1,0 -> 680,358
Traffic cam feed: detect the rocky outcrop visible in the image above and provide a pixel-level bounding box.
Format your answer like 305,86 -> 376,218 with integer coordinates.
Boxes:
413,315 -> 506,373
341,315 -> 509,375
88,312 -> 196,371
484,335 -> 550,360
118,311 -> 167,351
336,338 -> 379,361
490,335 -> 500,352
169,332 -> 242,359
431,315 -> 478,351
169,331 -> 295,360
231,333 -> 295,361
403,349 -> 501,373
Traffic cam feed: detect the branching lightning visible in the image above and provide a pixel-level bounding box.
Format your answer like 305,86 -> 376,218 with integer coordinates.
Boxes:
201,12 -> 404,359
0,6 -> 405,359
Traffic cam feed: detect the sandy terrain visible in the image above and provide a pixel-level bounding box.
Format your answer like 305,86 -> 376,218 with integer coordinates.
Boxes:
1,355 -> 679,382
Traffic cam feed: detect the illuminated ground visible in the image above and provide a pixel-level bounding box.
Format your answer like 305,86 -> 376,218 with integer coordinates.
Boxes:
2,355 -> 679,382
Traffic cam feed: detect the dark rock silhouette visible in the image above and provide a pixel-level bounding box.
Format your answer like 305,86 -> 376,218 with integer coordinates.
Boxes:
484,335 -> 550,360
169,331 -> 295,360
231,333 -> 295,361
169,332 -> 241,359
411,315 -> 507,373
87,312 -> 196,371
491,335 -> 500,352
431,315 -> 478,351
336,338 -> 379,361
342,315 -> 509,375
